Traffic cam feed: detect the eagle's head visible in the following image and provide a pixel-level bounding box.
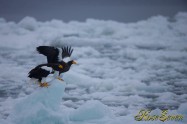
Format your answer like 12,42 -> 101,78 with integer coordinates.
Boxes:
68,60 -> 77,65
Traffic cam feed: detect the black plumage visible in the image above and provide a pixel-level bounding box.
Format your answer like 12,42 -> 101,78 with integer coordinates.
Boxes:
58,60 -> 76,75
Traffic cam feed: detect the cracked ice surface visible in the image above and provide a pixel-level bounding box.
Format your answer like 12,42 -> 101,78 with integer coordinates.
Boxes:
0,13 -> 187,124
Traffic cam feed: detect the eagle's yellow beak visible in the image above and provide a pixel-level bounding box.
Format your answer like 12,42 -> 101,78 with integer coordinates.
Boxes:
72,60 -> 77,64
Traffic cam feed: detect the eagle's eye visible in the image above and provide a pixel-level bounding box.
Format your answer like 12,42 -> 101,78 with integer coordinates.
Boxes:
58,65 -> 63,69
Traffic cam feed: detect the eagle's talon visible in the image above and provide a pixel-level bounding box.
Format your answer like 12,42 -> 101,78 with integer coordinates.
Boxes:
39,82 -> 50,88
57,77 -> 64,81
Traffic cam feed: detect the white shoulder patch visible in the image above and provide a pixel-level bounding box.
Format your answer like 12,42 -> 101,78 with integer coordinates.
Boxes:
41,66 -> 53,73
63,57 -> 71,63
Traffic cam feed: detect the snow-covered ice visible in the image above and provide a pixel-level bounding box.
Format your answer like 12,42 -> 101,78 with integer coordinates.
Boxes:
10,79 -> 67,124
0,12 -> 187,124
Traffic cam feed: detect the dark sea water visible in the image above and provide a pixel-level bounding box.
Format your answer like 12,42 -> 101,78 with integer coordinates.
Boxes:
0,0 -> 187,22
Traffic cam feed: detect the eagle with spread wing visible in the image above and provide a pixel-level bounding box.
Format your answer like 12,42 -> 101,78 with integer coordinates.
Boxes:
36,46 -> 77,80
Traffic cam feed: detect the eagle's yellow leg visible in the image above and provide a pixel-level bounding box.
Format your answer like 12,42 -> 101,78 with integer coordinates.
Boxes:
57,77 -> 64,81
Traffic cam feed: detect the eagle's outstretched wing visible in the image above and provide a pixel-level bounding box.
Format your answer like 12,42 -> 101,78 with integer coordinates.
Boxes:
62,46 -> 73,59
36,46 -> 59,63
37,46 -> 73,63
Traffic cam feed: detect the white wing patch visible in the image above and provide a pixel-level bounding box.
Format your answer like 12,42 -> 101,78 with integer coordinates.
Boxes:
57,48 -> 63,61
41,66 -> 53,73
63,57 -> 71,63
